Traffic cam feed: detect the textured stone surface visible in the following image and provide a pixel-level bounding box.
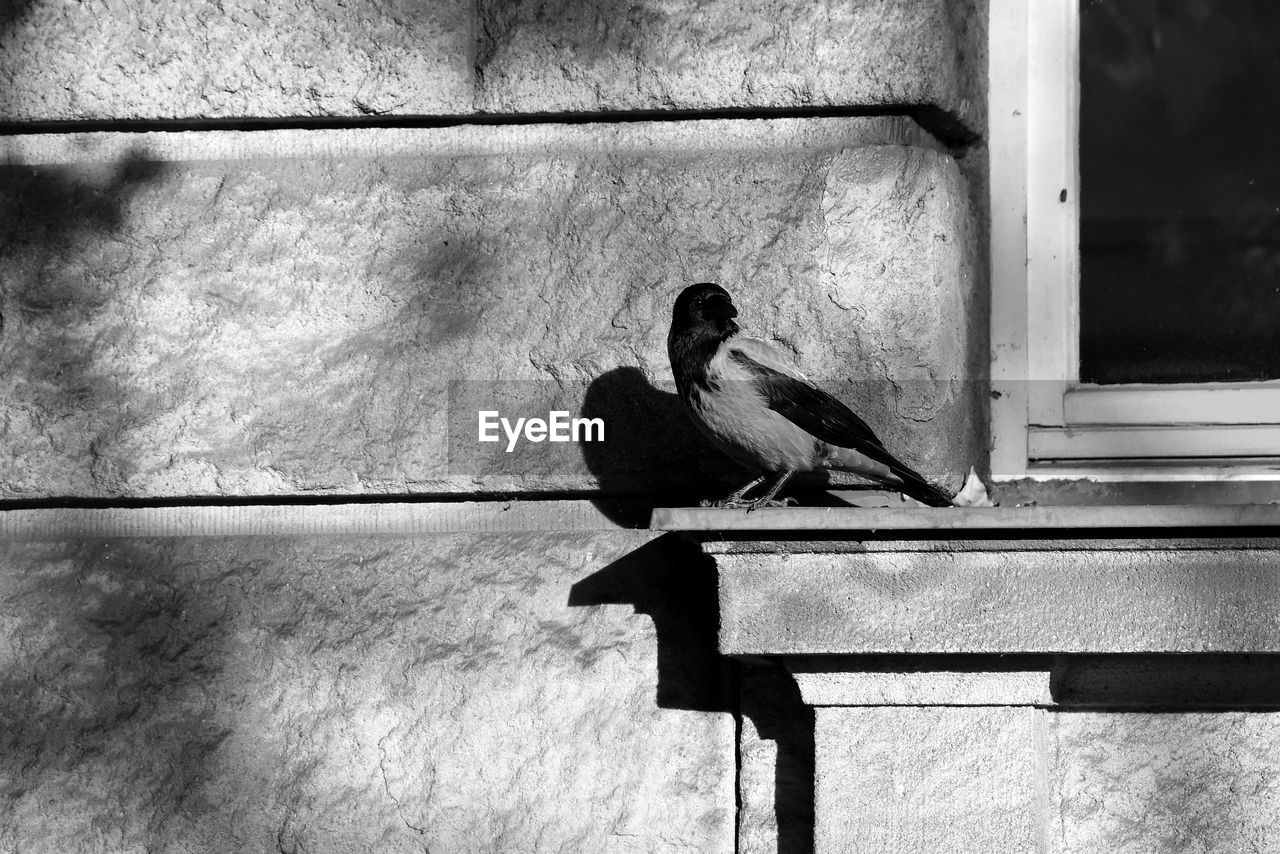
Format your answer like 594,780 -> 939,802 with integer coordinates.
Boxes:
0,0 -> 986,130
476,0 -> 986,133
0,119 -> 980,499
814,706 -> 1041,853
1051,712 -> 1280,853
717,543 -> 1280,655
0,0 -> 474,120
790,668 -> 1052,706
0,531 -> 734,852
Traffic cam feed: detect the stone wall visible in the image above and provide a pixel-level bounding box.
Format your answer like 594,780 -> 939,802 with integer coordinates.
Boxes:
1,119 -> 980,500
1,1 -> 989,851
8,2 -> 1273,852
1053,712 -> 1280,853
2,0 -> 990,502
0,0 -> 984,131
0,522 -> 736,853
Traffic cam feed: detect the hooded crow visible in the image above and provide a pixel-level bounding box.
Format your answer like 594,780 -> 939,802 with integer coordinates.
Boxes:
667,282 -> 953,509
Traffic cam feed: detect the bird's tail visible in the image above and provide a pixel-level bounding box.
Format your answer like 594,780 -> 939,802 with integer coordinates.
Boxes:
839,446 -> 953,507
889,463 -> 954,507
827,440 -> 954,506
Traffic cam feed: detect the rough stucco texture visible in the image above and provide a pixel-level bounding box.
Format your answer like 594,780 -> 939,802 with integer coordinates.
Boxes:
815,706 -> 1040,854
0,119 -> 980,500
0,531 -> 734,853
0,0 -> 986,130
1052,712 -> 1280,854
717,545 -> 1280,655
0,0 -> 476,120
476,0 -> 985,132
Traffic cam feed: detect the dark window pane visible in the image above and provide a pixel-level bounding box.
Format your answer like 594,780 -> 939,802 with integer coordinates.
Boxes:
1079,0 -> 1280,384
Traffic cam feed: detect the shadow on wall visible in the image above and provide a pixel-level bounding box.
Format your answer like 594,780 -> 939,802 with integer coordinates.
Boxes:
569,533 -> 815,854
1,146 -> 169,338
0,541 -> 237,846
0,147 -> 167,239
0,147 -> 169,492
578,366 -> 734,525
404,233 -> 507,347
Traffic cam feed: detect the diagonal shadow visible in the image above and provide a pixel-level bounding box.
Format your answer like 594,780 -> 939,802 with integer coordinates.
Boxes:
569,532 -> 814,854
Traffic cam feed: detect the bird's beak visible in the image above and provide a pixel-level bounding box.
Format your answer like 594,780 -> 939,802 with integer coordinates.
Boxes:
706,293 -> 738,320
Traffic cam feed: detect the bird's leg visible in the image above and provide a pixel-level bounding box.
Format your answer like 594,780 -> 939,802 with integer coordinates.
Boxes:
745,469 -> 798,511
702,474 -> 767,508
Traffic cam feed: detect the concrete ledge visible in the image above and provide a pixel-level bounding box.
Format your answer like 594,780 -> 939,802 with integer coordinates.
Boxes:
654,503 -> 1280,532
0,500 -> 645,540
710,519 -> 1280,851
714,537 -> 1280,655
783,654 -> 1280,708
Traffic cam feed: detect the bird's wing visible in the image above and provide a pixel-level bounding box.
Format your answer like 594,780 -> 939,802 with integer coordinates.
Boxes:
726,338 -> 953,507
725,337 -> 885,455
724,337 -> 813,381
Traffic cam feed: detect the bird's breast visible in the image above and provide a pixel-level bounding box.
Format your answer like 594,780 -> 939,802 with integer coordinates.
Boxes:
685,353 -> 824,473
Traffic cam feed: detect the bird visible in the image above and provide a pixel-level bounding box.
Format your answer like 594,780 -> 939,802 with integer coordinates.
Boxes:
667,282 -> 953,509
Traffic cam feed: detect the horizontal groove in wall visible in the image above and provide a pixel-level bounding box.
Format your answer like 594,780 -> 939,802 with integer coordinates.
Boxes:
0,115 -> 939,165
0,104 -> 977,148
0,499 -> 650,540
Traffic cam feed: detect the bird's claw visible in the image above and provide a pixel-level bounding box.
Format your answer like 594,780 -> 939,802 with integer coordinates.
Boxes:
702,496 -> 798,511
745,496 -> 799,512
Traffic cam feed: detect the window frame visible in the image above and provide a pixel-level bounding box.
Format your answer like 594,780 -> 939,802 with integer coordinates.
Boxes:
988,0 -> 1280,482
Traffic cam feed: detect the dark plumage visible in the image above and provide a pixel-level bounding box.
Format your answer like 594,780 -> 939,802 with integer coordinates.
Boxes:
667,282 -> 953,509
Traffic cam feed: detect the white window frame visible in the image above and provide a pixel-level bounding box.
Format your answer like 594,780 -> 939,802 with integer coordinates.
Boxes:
989,0 -> 1280,482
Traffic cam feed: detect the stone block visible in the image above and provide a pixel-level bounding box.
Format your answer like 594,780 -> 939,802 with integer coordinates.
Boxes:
716,541 -> 1280,655
0,118 -> 980,499
1051,712 -> 1280,853
0,0 -> 474,121
1,1 -> 986,130
0,531 -> 734,852
476,0 -> 986,135
814,705 -> 1042,853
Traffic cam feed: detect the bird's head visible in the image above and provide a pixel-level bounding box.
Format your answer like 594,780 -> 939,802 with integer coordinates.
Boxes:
670,282 -> 739,338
